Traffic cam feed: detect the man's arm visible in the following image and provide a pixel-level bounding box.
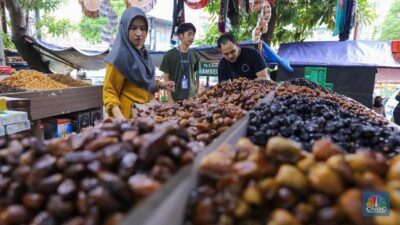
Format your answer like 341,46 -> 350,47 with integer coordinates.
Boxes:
160,51 -> 173,103
256,68 -> 271,80
194,53 -> 200,94
251,48 -> 271,80
163,73 -> 174,103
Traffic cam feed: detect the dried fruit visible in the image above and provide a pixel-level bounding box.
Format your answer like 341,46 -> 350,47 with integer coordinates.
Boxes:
276,165 -> 307,191
48,74 -> 90,87
0,70 -> 68,90
267,209 -> 301,225
309,163 -> 344,195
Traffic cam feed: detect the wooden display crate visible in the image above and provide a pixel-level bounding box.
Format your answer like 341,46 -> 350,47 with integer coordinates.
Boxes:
0,86 -> 103,120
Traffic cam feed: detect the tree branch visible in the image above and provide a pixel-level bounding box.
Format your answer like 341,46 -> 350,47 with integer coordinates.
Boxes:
4,0 -> 26,30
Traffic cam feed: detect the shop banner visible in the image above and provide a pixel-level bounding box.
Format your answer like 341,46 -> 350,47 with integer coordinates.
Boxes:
198,61 -> 218,77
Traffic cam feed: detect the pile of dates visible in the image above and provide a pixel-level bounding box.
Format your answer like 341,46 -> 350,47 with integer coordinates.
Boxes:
0,119 -> 201,225
277,79 -> 388,125
248,95 -> 400,156
187,137 -> 400,225
0,83 -> 26,93
194,78 -> 277,111
285,78 -> 332,93
137,78 -> 277,144
136,103 -> 245,144
176,103 -> 244,144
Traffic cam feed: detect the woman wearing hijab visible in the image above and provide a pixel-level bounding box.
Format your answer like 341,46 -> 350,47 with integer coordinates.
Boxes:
372,96 -> 386,117
103,7 -> 174,120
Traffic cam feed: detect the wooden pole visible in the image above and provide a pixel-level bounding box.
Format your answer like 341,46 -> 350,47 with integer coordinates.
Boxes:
353,22 -> 360,40
0,21 -> 5,65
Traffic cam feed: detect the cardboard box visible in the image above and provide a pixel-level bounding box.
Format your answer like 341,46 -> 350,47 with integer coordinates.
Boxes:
43,118 -> 73,139
0,110 -> 29,126
90,109 -> 103,126
5,120 -> 31,135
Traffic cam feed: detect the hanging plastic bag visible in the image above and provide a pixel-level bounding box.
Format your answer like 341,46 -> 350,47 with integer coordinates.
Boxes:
184,0 -> 208,9
79,0 -> 100,18
250,0 -> 263,12
125,0 -> 157,13
99,0 -> 111,17
252,0 -> 271,43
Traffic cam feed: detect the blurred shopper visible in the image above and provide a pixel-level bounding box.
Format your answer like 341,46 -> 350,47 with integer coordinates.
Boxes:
103,7 -> 174,120
394,92 -> 400,125
372,96 -> 386,117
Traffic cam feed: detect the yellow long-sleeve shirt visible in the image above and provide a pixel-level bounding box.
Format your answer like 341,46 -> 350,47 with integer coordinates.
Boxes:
103,63 -> 156,119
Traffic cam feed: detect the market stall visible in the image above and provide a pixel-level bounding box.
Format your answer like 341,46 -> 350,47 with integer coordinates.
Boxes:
1,76 -> 399,225
0,1 -> 398,224
0,70 -> 103,138
276,40 -> 400,108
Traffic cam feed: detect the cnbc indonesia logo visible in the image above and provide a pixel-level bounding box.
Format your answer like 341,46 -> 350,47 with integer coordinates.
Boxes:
363,192 -> 390,216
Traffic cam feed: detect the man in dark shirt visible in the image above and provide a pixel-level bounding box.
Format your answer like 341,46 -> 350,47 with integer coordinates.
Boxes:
217,33 -> 270,83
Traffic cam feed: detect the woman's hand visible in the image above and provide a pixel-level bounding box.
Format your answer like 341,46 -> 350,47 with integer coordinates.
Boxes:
159,81 -> 175,91
111,106 -> 126,122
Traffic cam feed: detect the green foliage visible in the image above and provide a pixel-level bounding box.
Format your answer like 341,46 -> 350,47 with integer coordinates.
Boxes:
33,0 -> 64,13
195,11 -> 258,46
16,0 -> 73,38
380,0 -> 400,40
356,0 -> 377,26
78,0 -> 126,43
110,0 -> 126,16
18,0 -> 65,12
78,16 -> 108,43
37,16 -> 75,37
2,33 -> 15,49
198,0 -> 376,45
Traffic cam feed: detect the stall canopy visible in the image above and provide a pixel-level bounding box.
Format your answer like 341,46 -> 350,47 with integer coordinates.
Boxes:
27,36 -> 292,72
278,40 -> 400,68
26,36 -> 109,71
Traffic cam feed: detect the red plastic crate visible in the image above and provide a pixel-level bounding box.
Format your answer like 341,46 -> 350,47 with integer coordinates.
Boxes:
0,66 -> 12,74
392,40 -> 400,53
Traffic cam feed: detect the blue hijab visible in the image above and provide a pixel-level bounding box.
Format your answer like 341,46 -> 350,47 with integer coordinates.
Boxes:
105,7 -> 156,93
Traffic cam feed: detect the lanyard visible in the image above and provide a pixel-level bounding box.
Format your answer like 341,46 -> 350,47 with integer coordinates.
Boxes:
177,47 -> 191,77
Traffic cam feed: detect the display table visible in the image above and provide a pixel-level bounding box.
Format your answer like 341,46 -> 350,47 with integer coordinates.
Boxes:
0,85 -> 102,120
0,85 -> 103,138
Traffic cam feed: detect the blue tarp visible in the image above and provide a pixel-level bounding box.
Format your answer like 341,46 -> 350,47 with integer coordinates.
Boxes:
277,40 -> 400,68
